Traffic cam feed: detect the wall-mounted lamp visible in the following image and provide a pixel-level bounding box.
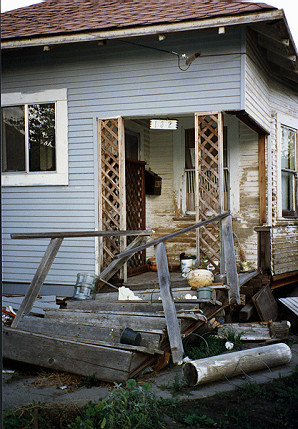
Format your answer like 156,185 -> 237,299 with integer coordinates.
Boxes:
218,26 -> 226,34
158,34 -> 166,41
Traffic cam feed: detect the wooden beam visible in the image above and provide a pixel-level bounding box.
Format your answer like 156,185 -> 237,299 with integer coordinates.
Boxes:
251,22 -> 290,45
11,238 -> 63,328
155,242 -> 184,364
18,316 -> 162,350
221,216 -> 240,304
97,235 -> 149,288
3,327 -> 137,383
258,34 -> 295,60
115,211 -> 230,259
11,230 -> 152,240
258,134 -> 267,224
267,51 -> 297,72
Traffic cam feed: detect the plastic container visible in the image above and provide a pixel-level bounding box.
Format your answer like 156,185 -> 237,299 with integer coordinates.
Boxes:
197,287 -> 213,300
120,327 -> 142,346
72,272 -> 97,300
181,255 -> 196,276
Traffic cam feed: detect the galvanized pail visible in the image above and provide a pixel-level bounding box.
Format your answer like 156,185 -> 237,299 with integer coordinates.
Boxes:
72,272 -> 97,300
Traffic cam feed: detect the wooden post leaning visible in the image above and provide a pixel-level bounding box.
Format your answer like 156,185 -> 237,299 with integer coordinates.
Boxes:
154,242 -> 184,364
11,238 -> 63,328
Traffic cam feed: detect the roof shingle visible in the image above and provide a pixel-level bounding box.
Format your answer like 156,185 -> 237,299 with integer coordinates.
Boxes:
1,0 -> 276,41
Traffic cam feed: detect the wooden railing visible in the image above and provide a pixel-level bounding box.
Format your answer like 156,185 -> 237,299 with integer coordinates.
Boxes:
10,212 -> 240,364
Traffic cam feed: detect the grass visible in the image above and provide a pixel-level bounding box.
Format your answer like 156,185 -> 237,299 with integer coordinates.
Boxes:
183,328 -> 243,361
3,366 -> 298,428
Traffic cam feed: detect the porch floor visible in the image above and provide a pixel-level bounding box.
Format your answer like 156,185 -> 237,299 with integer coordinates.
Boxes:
124,271 -> 188,290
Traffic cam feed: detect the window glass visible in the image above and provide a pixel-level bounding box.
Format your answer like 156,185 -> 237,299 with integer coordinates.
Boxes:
29,103 -> 56,172
1,106 -> 25,172
282,171 -> 294,212
281,127 -> 295,170
281,125 -> 297,216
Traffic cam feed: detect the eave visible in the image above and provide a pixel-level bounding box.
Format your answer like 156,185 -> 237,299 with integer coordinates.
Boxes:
1,9 -> 284,50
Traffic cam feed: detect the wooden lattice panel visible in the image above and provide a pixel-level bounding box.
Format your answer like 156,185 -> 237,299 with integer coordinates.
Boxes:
126,160 -> 146,274
99,118 -> 125,268
196,114 -> 223,271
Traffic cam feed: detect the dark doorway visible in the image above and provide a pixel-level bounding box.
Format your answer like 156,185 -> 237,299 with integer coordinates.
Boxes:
125,130 -> 147,275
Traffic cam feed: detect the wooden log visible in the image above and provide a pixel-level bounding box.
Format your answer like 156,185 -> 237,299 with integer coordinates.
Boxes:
11,238 -> 63,328
155,242 -> 184,364
221,216 -> 240,305
3,327 -> 137,383
183,343 -> 292,386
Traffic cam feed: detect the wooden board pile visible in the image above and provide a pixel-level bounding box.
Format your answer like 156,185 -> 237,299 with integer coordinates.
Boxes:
3,288 -> 224,383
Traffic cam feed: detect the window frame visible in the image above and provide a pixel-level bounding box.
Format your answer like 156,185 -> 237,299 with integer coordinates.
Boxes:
277,113 -> 298,218
1,89 -> 68,186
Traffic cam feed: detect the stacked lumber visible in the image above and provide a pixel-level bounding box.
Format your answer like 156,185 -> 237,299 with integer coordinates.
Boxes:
3,289 -> 224,383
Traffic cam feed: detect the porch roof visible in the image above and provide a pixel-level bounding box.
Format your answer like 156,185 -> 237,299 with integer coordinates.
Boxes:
1,1 -> 276,42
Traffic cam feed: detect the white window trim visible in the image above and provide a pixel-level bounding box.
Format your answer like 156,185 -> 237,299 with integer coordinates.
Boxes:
1,89 -> 68,186
276,112 -> 298,218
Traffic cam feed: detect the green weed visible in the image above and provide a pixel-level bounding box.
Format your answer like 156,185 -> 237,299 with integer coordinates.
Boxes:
69,378 -> 164,429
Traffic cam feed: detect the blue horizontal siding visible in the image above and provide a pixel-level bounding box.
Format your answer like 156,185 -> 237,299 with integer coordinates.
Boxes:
2,27 -> 243,288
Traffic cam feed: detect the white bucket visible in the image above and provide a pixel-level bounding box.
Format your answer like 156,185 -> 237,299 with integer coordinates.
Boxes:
181,257 -> 196,277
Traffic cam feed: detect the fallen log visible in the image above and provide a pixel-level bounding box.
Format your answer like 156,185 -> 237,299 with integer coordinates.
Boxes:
183,343 -> 291,386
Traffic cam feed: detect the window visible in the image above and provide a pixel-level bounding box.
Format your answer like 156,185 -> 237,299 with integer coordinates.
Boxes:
1,89 -> 68,186
281,124 -> 297,217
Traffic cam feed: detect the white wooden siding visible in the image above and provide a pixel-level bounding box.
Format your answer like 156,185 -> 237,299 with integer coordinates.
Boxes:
233,122 -> 259,267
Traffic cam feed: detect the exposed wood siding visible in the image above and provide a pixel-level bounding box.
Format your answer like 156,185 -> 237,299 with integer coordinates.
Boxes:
269,82 -> 298,275
233,122 -> 259,268
2,29 -> 243,287
271,223 -> 298,275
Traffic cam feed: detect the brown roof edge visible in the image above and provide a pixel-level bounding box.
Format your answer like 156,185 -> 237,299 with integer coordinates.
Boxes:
226,110 -> 270,135
1,9 -> 284,50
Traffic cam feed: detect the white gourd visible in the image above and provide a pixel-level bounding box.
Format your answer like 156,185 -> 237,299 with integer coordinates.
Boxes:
187,269 -> 214,288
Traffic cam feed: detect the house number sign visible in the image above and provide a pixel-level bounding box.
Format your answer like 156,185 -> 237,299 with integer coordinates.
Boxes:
150,119 -> 178,130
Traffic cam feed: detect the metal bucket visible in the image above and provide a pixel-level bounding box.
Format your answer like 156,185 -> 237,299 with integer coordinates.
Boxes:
120,327 -> 142,346
72,272 -> 97,300
197,287 -> 213,300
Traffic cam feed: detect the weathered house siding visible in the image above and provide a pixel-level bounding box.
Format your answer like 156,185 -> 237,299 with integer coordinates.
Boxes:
244,30 -> 298,275
2,29 -> 244,288
233,122 -> 259,268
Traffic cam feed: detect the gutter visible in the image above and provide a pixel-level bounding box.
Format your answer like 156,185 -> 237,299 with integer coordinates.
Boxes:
1,9 -> 284,50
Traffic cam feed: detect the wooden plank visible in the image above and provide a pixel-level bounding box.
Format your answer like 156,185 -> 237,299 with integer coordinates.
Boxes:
118,117 -> 127,280
239,299 -> 255,322
252,285 -> 278,321
217,322 -> 289,341
258,134 -> 266,224
97,235 -> 148,289
221,216 -> 240,304
155,242 -> 184,364
11,230 -> 152,240
44,310 -> 168,333
115,211 -> 230,259
18,316 -> 162,349
11,238 -> 63,328
3,327 -> 134,383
